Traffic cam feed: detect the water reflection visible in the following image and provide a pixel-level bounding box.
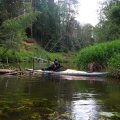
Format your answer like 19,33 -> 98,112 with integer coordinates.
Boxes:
71,99 -> 99,120
0,74 -> 120,120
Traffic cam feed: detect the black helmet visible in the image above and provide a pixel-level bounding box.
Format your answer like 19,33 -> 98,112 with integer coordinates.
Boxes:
54,59 -> 59,64
54,59 -> 58,61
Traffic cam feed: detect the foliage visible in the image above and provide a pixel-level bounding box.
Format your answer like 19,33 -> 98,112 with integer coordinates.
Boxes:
0,48 -> 20,63
18,42 -> 48,62
0,0 -> 40,59
0,41 -> 48,63
2,11 -> 40,51
94,0 -> 120,42
77,24 -> 94,49
32,0 -> 60,51
0,40 -> 76,63
31,0 -> 93,52
3,11 -> 40,31
76,40 -> 120,70
0,0 -> 94,56
108,53 -> 120,78
47,52 -> 76,63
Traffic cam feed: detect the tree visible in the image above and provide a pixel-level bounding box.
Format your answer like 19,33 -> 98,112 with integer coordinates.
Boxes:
54,0 -> 79,51
0,0 -> 40,58
94,0 -> 120,42
32,0 -> 58,51
31,0 -> 80,52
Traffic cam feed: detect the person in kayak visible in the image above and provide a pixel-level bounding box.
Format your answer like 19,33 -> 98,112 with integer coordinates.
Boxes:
42,59 -> 62,71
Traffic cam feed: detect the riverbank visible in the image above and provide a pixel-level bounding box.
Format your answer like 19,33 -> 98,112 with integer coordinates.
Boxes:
1,39 -> 120,78
76,40 -> 120,78
0,40 -> 77,64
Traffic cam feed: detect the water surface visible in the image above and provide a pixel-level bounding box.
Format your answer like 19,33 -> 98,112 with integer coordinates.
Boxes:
0,73 -> 120,120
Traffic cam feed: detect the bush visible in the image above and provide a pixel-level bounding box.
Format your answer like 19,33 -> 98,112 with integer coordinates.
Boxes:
0,49 -> 19,63
76,40 -> 120,70
108,53 -> 120,78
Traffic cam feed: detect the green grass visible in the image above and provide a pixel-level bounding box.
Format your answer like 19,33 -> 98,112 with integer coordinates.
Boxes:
76,40 -> 120,70
0,48 -> 19,62
0,43 -> 49,63
47,52 -> 76,63
0,42 -> 76,63
19,45 -> 49,62
108,53 -> 120,78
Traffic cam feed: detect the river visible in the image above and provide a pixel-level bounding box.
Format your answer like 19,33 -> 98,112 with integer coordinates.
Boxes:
0,63 -> 120,120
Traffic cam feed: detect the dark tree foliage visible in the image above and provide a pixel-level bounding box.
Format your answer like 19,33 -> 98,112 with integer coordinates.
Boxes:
31,0 -> 60,51
94,0 -> 120,42
30,0 -> 94,52
0,0 -> 94,53
0,0 -> 39,57
0,0 -> 23,44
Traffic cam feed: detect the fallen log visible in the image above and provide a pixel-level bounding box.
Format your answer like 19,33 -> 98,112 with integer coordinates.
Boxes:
0,69 -> 16,75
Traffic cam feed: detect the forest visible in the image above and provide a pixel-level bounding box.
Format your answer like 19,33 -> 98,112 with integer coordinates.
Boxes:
0,1 -> 120,120
0,0 -> 120,77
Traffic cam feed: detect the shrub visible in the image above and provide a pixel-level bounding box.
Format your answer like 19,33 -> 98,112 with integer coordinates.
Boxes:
108,53 -> 120,78
77,40 -> 120,70
0,49 -> 19,63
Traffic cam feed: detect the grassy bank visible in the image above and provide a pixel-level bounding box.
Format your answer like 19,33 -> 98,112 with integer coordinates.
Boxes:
76,40 -> 120,77
0,43 -> 48,63
0,41 -> 76,64
108,53 -> 120,78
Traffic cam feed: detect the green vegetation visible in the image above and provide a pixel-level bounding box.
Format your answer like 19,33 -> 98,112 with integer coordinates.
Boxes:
47,52 -> 76,63
0,42 -> 47,63
19,42 -> 48,62
0,0 -> 120,78
0,41 -> 76,63
76,0 -> 120,78
77,40 -> 120,77
0,1 -> 40,62
0,0 -> 95,54
0,0 -> 120,119
108,53 -> 120,78
94,0 -> 120,42
77,40 -> 120,69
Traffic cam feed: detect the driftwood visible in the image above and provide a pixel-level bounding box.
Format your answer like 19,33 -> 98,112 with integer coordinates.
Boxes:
0,69 -> 17,75
0,69 -> 30,76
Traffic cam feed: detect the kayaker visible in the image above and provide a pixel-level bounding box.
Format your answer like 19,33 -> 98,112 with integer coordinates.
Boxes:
53,59 -> 62,71
42,59 -> 62,71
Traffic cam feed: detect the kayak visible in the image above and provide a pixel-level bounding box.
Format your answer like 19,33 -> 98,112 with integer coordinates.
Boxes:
26,69 -> 108,77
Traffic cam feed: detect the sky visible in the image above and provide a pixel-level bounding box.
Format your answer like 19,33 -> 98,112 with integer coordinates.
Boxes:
76,0 -> 105,26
